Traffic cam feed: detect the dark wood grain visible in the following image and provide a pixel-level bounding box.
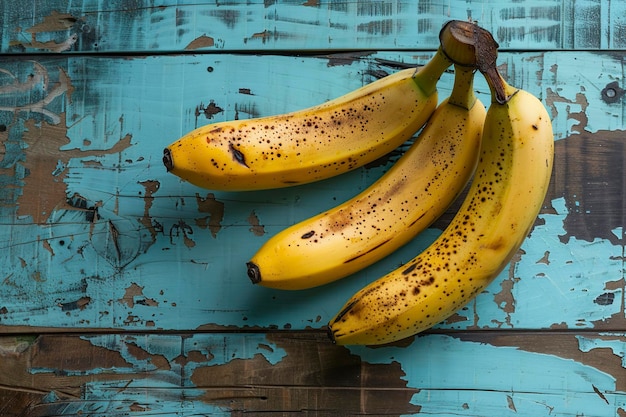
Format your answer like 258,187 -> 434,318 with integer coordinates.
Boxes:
1,331 -> 624,416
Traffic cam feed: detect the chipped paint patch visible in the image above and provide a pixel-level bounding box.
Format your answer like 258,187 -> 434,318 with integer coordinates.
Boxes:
185,35 -> 215,50
8,10 -> 80,52
0,336 -> 36,355
29,333 -> 286,378
508,197 -> 624,329
25,11 -> 79,34
350,334 -> 626,416
195,193 -> 224,238
577,334 -> 626,368
247,210 -> 265,236
10,35 -> 78,53
119,283 -> 158,308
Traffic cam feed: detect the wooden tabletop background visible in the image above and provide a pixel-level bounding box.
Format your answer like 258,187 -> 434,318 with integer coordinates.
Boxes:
1,1 -> 626,416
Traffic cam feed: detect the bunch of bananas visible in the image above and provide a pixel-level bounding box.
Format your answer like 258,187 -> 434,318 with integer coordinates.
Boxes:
164,21 -> 554,345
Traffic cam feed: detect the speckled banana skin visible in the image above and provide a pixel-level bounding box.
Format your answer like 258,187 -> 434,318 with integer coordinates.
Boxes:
162,49 -> 452,191
328,74 -> 554,345
246,65 -> 485,290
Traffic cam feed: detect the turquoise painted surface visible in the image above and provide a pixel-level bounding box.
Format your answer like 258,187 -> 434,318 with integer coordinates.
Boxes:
0,52 -> 447,330
352,335 -> 626,417
1,3 -> 626,412
2,0 -> 626,53
0,51 -> 625,333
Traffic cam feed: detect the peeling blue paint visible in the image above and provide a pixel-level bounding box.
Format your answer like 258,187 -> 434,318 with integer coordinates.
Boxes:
26,333 -> 288,415
29,333 -> 286,378
1,2 -> 626,416
505,197 -> 623,328
577,333 -> 626,368
20,331 -> 626,416
349,334 -> 626,417
431,196 -> 624,331
0,52 -> 623,330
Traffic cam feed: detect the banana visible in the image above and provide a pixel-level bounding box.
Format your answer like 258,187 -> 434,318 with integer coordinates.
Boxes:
162,49 -> 454,191
328,58 -> 554,345
246,64 -> 485,290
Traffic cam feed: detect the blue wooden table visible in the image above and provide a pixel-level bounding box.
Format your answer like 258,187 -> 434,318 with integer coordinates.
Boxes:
1,1 -> 626,416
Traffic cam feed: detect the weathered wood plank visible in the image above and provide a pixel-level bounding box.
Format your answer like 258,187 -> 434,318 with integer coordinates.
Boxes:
1,3 -> 624,417
0,331 -> 624,416
0,50 -> 624,334
2,0 -> 626,54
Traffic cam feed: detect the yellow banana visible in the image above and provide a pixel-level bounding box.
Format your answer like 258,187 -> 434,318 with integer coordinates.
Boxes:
328,64 -> 554,345
162,49 -> 453,191
246,64 -> 485,289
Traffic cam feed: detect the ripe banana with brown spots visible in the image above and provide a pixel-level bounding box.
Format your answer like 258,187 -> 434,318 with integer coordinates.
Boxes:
328,62 -> 554,345
246,64 -> 485,289
162,50 -> 454,191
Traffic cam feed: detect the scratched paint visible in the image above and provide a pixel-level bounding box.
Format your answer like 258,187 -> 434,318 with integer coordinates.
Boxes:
24,333 -> 287,415
22,337 -> 626,413
28,333 -> 284,415
21,332 -> 626,416
3,1 -> 626,53
41,383 -> 231,416
30,333 -> 286,377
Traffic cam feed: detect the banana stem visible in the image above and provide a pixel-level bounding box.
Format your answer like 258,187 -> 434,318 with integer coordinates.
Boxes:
482,67 -> 518,105
439,20 -> 509,103
447,65 -> 477,110
464,22 -> 512,104
439,20 -> 481,67
412,48 -> 452,96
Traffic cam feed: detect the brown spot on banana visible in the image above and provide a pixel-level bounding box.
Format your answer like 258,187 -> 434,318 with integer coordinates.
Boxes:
343,238 -> 392,263
408,211 -> 428,227
301,230 -> 315,239
402,263 -> 417,275
229,143 -> 249,168
207,126 -> 223,137
484,236 -> 505,251
325,209 -> 353,233
380,176 -> 408,201
333,298 -> 362,325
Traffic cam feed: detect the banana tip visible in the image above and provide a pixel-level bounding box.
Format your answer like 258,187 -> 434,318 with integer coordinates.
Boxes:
163,148 -> 174,172
246,262 -> 262,284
